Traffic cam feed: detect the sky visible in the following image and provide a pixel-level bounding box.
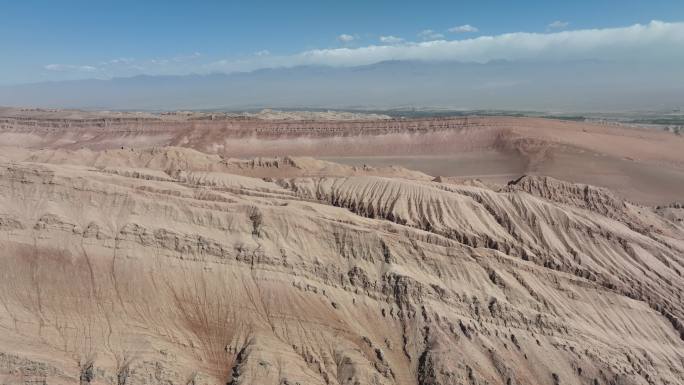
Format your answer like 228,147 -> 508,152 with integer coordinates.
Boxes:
2,0 -> 684,85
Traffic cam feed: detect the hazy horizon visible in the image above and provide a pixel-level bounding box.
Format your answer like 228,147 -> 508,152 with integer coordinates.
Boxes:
2,59 -> 683,112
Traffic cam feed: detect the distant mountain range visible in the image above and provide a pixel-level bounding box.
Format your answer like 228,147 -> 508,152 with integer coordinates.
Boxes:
1,60 -> 682,111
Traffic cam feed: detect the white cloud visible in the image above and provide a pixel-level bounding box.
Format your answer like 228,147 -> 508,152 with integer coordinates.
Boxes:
449,24 -> 478,33
548,20 -> 570,29
149,58 -> 169,65
43,52 -> 204,78
149,53 -> 201,65
44,64 -> 99,72
100,57 -> 135,66
418,29 -> 445,41
45,21 -> 684,80
379,35 -> 404,44
254,50 -> 270,56
221,20 -> 679,69
337,34 -> 355,43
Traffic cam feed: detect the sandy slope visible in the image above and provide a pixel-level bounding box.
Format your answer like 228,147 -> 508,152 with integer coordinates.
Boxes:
0,147 -> 682,385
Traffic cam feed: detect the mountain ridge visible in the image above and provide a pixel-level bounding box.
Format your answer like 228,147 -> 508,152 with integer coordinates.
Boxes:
2,60 -> 683,111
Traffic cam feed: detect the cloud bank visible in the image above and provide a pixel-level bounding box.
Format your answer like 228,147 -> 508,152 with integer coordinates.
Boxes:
205,21 -> 684,73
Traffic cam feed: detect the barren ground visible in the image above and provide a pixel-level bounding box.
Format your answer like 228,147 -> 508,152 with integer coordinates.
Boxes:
2,111 -> 681,204
0,110 -> 682,385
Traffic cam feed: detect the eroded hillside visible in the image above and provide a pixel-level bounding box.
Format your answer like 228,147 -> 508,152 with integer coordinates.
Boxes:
0,147 -> 682,385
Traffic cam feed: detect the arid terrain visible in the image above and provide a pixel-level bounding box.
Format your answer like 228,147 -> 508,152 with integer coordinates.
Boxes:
2,107 -> 682,204
0,109 -> 683,385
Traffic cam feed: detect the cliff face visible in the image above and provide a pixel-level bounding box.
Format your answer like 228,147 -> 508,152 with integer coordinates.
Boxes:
0,148 -> 682,385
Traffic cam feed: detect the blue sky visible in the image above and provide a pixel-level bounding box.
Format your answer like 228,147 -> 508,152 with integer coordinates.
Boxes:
2,0 -> 684,84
